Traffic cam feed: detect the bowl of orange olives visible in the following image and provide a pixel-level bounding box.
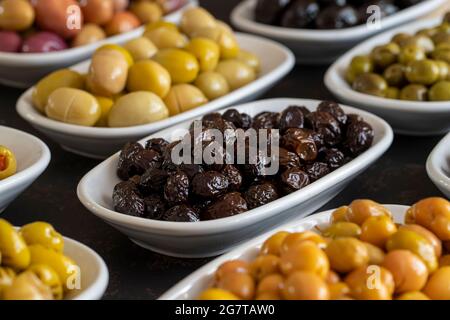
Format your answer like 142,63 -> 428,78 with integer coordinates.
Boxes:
160,197 -> 450,300
0,218 -> 108,300
0,126 -> 50,213
16,7 -> 294,159
0,0 -> 197,88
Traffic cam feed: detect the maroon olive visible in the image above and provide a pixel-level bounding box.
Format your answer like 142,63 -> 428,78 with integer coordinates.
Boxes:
0,31 -> 22,53
21,32 -> 68,53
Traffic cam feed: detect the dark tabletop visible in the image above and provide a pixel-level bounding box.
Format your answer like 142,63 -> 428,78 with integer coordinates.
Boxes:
0,0 -> 446,300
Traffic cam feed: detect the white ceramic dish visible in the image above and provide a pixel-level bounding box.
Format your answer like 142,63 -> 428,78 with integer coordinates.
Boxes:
77,98 -> 393,258
427,133 -> 450,198
0,126 -> 50,213
0,0 -> 197,89
159,204 -> 407,300
17,33 -> 295,159
231,0 -> 446,64
325,18 -> 450,136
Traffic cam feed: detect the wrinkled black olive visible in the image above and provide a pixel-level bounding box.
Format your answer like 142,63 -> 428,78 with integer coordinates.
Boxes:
281,0 -> 320,28
322,148 -> 345,170
344,120 -> 374,156
222,109 -> 252,130
139,168 -> 169,195
161,204 -> 199,222
222,165 -> 243,191
164,170 -> 189,204
143,194 -> 166,220
255,0 -> 292,24
192,171 -> 229,198
281,128 -> 318,162
161,140 -> 182,172
117,142 -> 161,180
203,192 -> 248,220
306,112 -> 342,146
305,162 -> 330,182
317,101 -> 348,127
280,167 -> 310,193
113,180 -> 145,217
244,183 -> 279,209
315,5 -> 359,29
145,138 -> 169,154
279,106 -> 305,132
179,163 -> 204,180
277,147 -> 301,169
252,112 -> 280,129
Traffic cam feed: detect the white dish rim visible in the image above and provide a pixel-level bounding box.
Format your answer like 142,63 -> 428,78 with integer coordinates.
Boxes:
426,132 -> 450,195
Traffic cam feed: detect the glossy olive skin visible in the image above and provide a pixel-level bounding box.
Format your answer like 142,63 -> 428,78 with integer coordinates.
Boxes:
215,260 -> 249,283
346,55 -> 374,84
280,231 -> 327,253
398,46 -> 426,65
20,222 -> 64,252
279,241 -> 329,278
123,37 -> 157,61
236,50 -> 261,73
321,222 -> 361,239
282,271 -> 329,300
405,59 -> 440,85
194,71 -> 230,100
0,0 -> 35,31
325,237 -> 369,273
180,7 -> 217,37
164,84 -> 208,116
153,49 -> 199,84
345,266 -> 394,300
260,231 -> 290,256
360,215 -> 397,248
216,272 -> 255,300
0,219 -> 30,270
27,264 -> 63,300
2,271 -> 53,300
45,88 -> 101,127
429,81 -> 450,101
423,266 -> 450,300
399,84 -> 428,101
104,11 -> 140,36
215,60 -> 256,91
249,255 -> 280,280
108,92 -> 169,127
72,24 -> 106,47
346,199 -> 391,226
383,63 -> 406,86
0,267 -> 15,295
127,60 -> 171,98
371,43 -> 400,69
400,224 -> 442,258
32,69 -> 85,113
186,37 -> 220,72
130,1 -> 162,24
0,145 -> 17,180
143,27 -> 187,50
256,273 -> 284,299
352,73 -> 388,97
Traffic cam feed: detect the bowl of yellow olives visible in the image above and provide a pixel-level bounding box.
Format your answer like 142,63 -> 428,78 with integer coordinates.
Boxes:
325,16 -> 450,135
17,7 -> 295,159
160,197 -> 450,300
0,218 -> 108,300
427,132 -> 450,198
0,126 -> 50,213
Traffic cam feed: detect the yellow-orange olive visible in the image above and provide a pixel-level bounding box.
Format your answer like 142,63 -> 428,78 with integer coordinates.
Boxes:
279,241 -> 329,278
346,199 -> 392,225
260,231 -> 290,256
249,255 -> 280,280
282,271 -> 329,300
400,224 -> 442,257
345,265 -> 395,300
216,272 -> 255,300
325,237 -> 369,273
215,260 -> 249,284
360,215 -> 397,248
281,231 -> 327,254
423,266 -> 450,300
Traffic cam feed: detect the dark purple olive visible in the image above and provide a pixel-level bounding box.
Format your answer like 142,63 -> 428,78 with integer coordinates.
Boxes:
255,0 -> 292,25
315,5 -> 359,29
0,31 -> 22,53
281,0 -> 320,28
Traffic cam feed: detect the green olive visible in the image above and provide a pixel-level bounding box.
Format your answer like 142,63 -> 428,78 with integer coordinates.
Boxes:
126,60 -> 171,98
236,50 -> 261,73
399,46 -> 426,65
435,60 -> 450,80
32,69 -> 85,113
392,33 -> 412,46
432,47 -> 450,64
123,37 -> 158,61
432,31 -> 450,46
185,37 -> 221,72
0,219 -> 30,270
429,81 -> 450,101
108,92 -> 169,127
405,59 -> 440,85
164,84 -> 208,116
194,71 -> 230,100
215,59 -> 256,90
383,63 -> 406,87
45,88 -> 101,127
321,222 -> 361,239
401,35 -> 434,53
143,27 -> 188,50
345,55 -> 374,84
352,73 -> 388,97
399,84 -> 428,101
371,43 -> 400,69
385,87 -> 400,99
153,49 -> 200,84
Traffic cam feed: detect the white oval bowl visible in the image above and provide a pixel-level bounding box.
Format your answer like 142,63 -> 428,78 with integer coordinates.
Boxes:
159,204 -> 407,300
0,126 -> 50,213
16,33 -> 295,159
427,132 -> 450,198
77,98 -> 393,258
0,0 -> 197,89
231,0 -> 446,64
325,18 -> 450,136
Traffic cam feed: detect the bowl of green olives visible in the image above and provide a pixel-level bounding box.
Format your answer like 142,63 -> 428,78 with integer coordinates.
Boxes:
0,126 -> 50,213
0,0 -> 197,88
160,197 -> 450,300
17,26 -> 294,159
427,132 -> 450,198
231,0 -> 447,64
325,17 -> 450,135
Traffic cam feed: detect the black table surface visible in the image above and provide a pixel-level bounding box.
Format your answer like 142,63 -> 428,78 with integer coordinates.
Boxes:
0,0 -> 446,300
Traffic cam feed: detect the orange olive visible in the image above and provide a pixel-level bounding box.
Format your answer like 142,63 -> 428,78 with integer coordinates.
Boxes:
216,272 -> 255,300
282,271 -> 329,300
328,282 -> 351,300
345,265 -> 394,300
365,242 -> 385,265
400,224 -> 442,257
382,250 -> 428,293
215,260 -> 249,284
80,0 -> 114,25
280,231 -> 327,253
439,254 -> 450,267
346,199 -> 392,225
279,241 -> 329,278
104,11 -> 140,36
423,266 -> 450,300
256,273 -> 284,299
325,271 -> 340,284
321,222 -> 361,239
360,215 -> 397,248
396,291 -> 430,300
325,237 -> 369,273
249,255 -> 280,281
330,206 -> 350,223
260,231 -> 290,256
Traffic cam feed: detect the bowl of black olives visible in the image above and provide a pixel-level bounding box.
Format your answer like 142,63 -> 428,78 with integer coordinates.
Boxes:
77,98 -> 393,258
325,16 -> 450,135
231,0 -> 446,64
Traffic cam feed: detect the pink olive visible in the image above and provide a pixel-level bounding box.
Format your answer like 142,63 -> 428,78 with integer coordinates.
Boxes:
0,31 -> 22,53
22,32 -> 68,53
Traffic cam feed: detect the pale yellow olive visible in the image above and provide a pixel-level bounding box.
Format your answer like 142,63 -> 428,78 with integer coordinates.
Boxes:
95,96 -> 114,127
185,37 -> 220,72
194,71 -> 230,100
123,37 -> 158,61
153,49 -> 199,84
108,91 -> 169,127
0,267 -> 15,295
0,219 -> 30,270
127,60 -> 171,98
180,7 -> 217,37
236,50 -> 261,73
72,24 -> 106,47
191,23 -> 240,60
130,1 -> 162,24
28,244 -> 79,292
20,222 -> 64,252
321,222 -> 361,239
86,49 -> 129,96
32,69 -> 85,113
164,84 -> 208,116
45,88 -> 101,127
215,60 -> 256,91
143,27 -> 188,50
2,271 -> 53,300
27,264 -> 63,300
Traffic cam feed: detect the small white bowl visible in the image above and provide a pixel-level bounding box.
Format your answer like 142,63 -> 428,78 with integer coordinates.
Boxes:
231,0 -> 446,64
427,133 -> 450,198
0,126 -> 50,213
77,98 -> 393,258
325,18 -> 450,136
159,204 -> 407,299
0,0 -> 197,89
17,33 -> 295,159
